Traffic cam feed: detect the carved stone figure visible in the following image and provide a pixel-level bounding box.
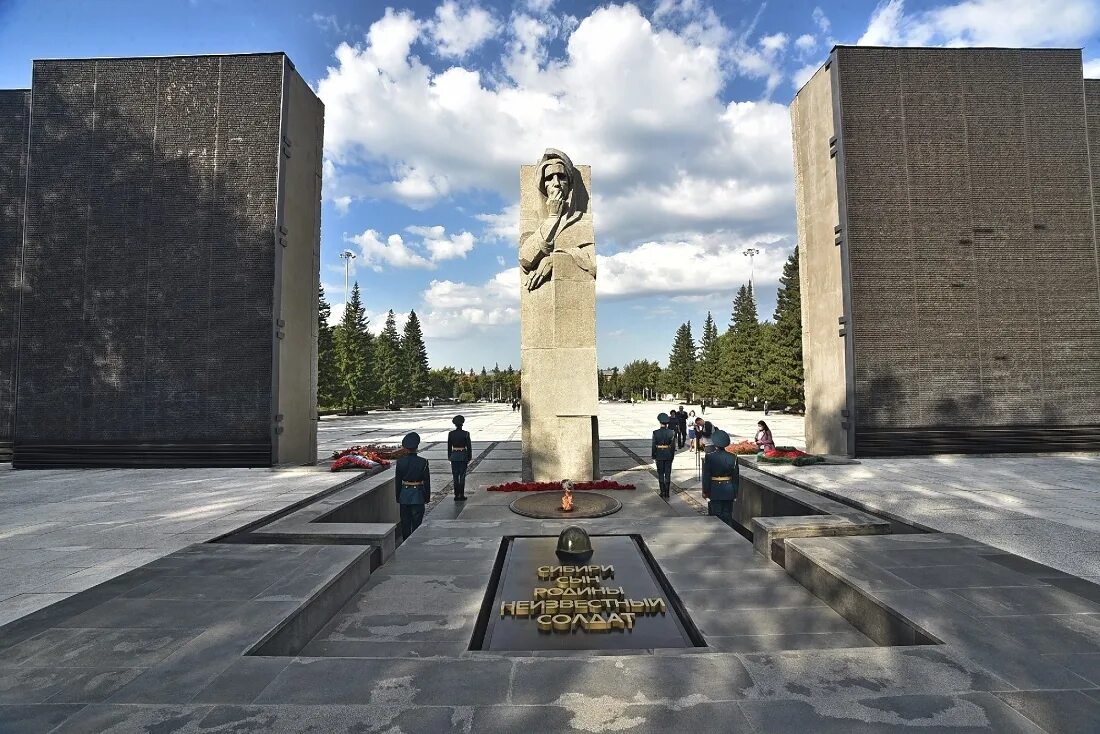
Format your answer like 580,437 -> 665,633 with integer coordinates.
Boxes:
519,148 -> 599,482
518,149 -> 596,291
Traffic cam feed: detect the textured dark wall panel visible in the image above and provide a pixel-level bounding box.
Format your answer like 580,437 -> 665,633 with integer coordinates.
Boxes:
0,90 -> 29,453
15,55 -> 285,453
837,47 -> 1100,441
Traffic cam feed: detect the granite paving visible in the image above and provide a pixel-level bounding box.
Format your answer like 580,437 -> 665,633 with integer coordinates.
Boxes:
3,403 -> 1100,732
0,466 -> 371,626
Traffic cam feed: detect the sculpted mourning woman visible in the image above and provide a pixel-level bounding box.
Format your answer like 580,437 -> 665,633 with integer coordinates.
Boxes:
518,149 -> 596,291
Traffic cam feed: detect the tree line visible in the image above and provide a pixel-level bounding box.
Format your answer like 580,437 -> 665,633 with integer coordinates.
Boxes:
318,283 -> 521,412
600,252 -> 804,410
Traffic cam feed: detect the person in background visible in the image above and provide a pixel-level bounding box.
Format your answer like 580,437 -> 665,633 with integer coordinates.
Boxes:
448,415 -> 471,502
755,420 -> 776,453
699,401 -> 706,415
701,419 -> 714,453
702,430 -> 739,528
687,414 -> 697,452
651,413 -> 676,499
692,417 -> 705,452
395,432 -> 431,538
675,406 -> 688,449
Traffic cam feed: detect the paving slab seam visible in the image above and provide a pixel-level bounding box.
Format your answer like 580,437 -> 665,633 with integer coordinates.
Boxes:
614,440 -> 706,515
424,441 -> 498,516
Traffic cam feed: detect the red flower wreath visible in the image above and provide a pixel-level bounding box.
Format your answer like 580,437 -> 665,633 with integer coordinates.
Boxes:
487,480 -> 635,492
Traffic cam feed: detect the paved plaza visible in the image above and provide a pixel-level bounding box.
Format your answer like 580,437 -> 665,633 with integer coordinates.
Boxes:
1,403 -> 1099,732
0,467 -> 366,627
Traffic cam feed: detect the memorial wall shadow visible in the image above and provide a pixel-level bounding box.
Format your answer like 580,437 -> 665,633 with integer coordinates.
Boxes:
854,364 -> 1091,456
13,62 -> 280,468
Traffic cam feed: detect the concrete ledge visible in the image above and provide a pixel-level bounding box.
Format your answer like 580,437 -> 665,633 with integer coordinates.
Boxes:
247,545 -> 376,657
752,514 -> 889,564
228,469 -> 400,565
735,467 -> 891,558
784,538 -> 940,646
782,534 -> 1100,690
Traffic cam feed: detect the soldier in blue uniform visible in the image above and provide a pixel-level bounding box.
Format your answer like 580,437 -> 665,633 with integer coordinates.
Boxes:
701,430 -> 738,528
448,415 -> 471,502
651,412 -> 676,499
395,432 -> 431,539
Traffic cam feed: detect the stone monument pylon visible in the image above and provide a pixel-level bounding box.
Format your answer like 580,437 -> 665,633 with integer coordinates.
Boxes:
519,149 -> 600,481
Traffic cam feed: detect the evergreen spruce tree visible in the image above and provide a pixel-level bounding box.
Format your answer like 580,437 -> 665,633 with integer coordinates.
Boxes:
316,285 -> 341,409
660,322 -> 696,399
759,252 -> 805,409
375,310 -> 404,406
723,284 -> 761,406
333,283 -> 373,413
400,310 -> 430,403
693,311 -> 720,405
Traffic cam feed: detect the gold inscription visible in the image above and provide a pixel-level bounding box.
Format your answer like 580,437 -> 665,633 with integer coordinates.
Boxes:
502,563 -> 667,634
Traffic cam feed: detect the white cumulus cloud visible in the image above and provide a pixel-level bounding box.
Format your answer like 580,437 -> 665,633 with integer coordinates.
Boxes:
420,269 -> 521,339
318,3 -> 795,248
596,234 -> 791,300
348,225 -> 478,270
857,0 -> 1100,47
406,225 -> 477,261
428,1 -> 499,58
349,230 -> 433,270
794,33 -> 817,54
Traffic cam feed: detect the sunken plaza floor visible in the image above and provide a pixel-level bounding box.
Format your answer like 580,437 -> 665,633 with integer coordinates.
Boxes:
1,404 -> 1099,732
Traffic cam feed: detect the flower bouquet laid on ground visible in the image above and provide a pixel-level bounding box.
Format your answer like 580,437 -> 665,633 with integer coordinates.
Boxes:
487,480 -> 636,492
330,444 -> 407,472
725,440 -> 760,455
757,446 -> 825,467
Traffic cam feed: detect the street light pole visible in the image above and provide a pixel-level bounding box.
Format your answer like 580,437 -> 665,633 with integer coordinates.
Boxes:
339,249 -> 357,305
743,247 -> 760,291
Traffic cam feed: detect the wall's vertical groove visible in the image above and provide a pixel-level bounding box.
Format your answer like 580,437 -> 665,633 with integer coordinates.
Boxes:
0,89 -> 30,460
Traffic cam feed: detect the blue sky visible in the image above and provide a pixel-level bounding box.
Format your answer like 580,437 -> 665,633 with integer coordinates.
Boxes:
3,0 -> 1099,371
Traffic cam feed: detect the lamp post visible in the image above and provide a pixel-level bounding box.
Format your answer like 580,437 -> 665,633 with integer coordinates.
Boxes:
743,247 -> 760,291
339,249 -> 356,304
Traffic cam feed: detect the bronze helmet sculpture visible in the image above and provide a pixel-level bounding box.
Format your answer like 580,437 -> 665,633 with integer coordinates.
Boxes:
555,525 -> 594,562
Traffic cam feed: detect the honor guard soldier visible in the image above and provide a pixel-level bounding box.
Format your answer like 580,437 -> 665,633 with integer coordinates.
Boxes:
395,432 -> 431,539
701,430 -> 738,528
651,413 -> 676,499
448,415 -> 471,502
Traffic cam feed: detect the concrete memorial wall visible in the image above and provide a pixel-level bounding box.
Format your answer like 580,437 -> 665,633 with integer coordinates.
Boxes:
794,47 -> 1100,457
7,53 -> 322,468
0,90 -> 29,462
